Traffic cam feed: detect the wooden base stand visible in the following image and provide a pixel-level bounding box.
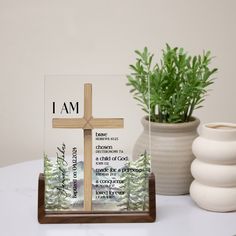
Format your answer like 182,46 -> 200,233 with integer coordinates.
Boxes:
38,173 -> 156,224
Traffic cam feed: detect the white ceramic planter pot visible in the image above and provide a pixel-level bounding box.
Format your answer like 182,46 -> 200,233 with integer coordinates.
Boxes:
133,116 -> 200,195
190,181 -> 236,212
190,123 -> 236,212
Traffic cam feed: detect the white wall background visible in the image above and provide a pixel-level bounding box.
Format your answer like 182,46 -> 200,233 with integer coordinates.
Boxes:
0,0 -> 236,167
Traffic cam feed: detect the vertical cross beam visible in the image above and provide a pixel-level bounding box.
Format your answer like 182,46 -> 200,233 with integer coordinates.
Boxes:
83,84 -> 92,211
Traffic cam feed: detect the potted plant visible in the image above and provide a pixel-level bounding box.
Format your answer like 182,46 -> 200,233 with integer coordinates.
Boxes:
127,44 -> 218,195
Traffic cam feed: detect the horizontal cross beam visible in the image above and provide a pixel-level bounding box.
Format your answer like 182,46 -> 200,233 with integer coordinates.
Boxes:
52,118 -> 124,129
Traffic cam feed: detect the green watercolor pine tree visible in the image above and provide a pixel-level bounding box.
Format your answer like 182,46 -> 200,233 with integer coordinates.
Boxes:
117,151 -> 151,211
134,151 -> 150,211
117,162 -> 133,211
44,143 -> 71,210
44,153 -> 58,209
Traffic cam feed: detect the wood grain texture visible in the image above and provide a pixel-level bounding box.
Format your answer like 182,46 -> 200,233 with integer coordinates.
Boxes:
83,83 -> 93,211
38,173 -> 156,224
52,118 -> 86,128
52,118 -> 124,129
84,83 -> 92,119
83,129 -> 92,211
90,118 -> 124,128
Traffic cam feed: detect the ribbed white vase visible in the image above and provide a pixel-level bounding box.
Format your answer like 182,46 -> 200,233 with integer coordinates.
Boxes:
133,116 -> 200,195
190,123 -> 236,212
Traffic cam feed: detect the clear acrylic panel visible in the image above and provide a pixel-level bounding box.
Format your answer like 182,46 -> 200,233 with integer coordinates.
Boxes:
44,75 -> 151,212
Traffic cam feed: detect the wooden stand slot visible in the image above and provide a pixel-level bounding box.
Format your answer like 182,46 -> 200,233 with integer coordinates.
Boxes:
38,173 -> 156,224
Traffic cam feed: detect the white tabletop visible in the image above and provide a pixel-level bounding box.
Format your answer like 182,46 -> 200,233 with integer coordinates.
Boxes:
0,160 -> 236,236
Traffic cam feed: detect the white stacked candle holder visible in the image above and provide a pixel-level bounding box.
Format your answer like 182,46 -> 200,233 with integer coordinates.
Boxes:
190,123 -> 236,212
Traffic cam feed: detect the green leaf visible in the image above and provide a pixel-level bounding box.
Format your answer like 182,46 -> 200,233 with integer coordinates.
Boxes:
126,44 -> 217,123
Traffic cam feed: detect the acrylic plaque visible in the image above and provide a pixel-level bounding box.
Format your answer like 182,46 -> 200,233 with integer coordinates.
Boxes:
43,75 -> 152,214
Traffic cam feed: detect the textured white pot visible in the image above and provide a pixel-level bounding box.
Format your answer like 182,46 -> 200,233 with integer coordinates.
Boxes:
190,123 -> 236,212
133,116 -> 200,195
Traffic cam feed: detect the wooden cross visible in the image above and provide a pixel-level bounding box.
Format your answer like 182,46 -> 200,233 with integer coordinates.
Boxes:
52,83 -> 124,211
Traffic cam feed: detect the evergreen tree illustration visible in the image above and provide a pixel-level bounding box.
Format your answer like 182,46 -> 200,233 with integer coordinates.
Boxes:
44,143 -> 72,210
44,153 -> 58,209
55,143 -> 71,209
133,151 -> 151,211
118,162 -> 139,211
